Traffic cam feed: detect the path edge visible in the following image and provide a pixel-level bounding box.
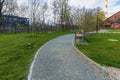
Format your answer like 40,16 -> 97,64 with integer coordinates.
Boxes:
27,34 -> 71,80
27,34 -> 118,80
71,35 -> 118,80
27,40 -> 49,80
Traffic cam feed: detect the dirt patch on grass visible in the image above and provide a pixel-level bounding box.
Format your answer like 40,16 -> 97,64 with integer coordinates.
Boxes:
108,39 -> 119,42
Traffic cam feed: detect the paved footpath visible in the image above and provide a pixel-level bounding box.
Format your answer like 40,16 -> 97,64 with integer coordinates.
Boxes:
28,34 -> 111,80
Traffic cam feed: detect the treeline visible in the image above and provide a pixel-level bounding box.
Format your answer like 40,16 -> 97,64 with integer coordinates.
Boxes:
0,0 -> 105,33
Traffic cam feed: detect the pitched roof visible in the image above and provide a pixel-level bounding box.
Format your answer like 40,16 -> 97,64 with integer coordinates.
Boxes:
2,15 -> 29,19
107,11 -> 120,20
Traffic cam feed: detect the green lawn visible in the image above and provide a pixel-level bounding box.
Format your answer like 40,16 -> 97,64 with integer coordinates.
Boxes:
109,29 -> 120,32
76,33 -> 120,68
0,31 -> 74,80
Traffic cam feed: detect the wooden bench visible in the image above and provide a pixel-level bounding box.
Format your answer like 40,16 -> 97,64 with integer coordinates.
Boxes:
75,31 -> 85,44
75,28 -> 94,44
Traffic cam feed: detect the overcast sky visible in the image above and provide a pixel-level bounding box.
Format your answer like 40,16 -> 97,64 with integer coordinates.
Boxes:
18,0 -> 120,17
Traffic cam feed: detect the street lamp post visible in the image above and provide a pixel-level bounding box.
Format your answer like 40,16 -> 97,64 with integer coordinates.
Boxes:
96,10 -> 98,33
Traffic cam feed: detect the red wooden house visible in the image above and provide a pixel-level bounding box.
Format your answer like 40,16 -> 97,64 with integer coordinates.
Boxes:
105,11 -> 120,29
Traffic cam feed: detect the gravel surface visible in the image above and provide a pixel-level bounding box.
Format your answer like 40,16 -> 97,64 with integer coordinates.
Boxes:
104,67 -> 120,80
98,30 -> 109,33
29,34 -> 111,80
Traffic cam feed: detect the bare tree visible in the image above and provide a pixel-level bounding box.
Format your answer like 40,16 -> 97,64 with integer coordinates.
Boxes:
29,0 -> 39,37
29,0 -> 48,36
19,3 -> 29,17
71,7 -> 84,30
0,0 -> 19,32
0,0 -> 4,28
3,0 -> 18,16
71,6 -> 105,32
52,0 -> 60,30
52,0 -> 70,30
0,0 -> 4,16
36,1 -> 48,31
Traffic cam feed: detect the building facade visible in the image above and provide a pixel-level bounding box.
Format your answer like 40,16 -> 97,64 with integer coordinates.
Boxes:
0,15 -> 29,33
105,11 -> 120,29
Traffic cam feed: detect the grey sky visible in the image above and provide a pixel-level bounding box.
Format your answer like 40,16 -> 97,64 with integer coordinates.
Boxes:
18,0 -> 120,17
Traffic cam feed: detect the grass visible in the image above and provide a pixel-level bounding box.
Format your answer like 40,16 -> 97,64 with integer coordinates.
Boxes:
76,33 -> 120,68
108,29 -> 120,32
0,31 -> 74,80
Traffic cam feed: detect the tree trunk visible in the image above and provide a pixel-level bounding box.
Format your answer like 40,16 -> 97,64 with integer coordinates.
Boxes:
0,0 -> 4,33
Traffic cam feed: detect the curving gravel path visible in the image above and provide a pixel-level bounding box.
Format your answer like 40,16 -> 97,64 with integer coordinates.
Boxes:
28,34 -> 111,80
